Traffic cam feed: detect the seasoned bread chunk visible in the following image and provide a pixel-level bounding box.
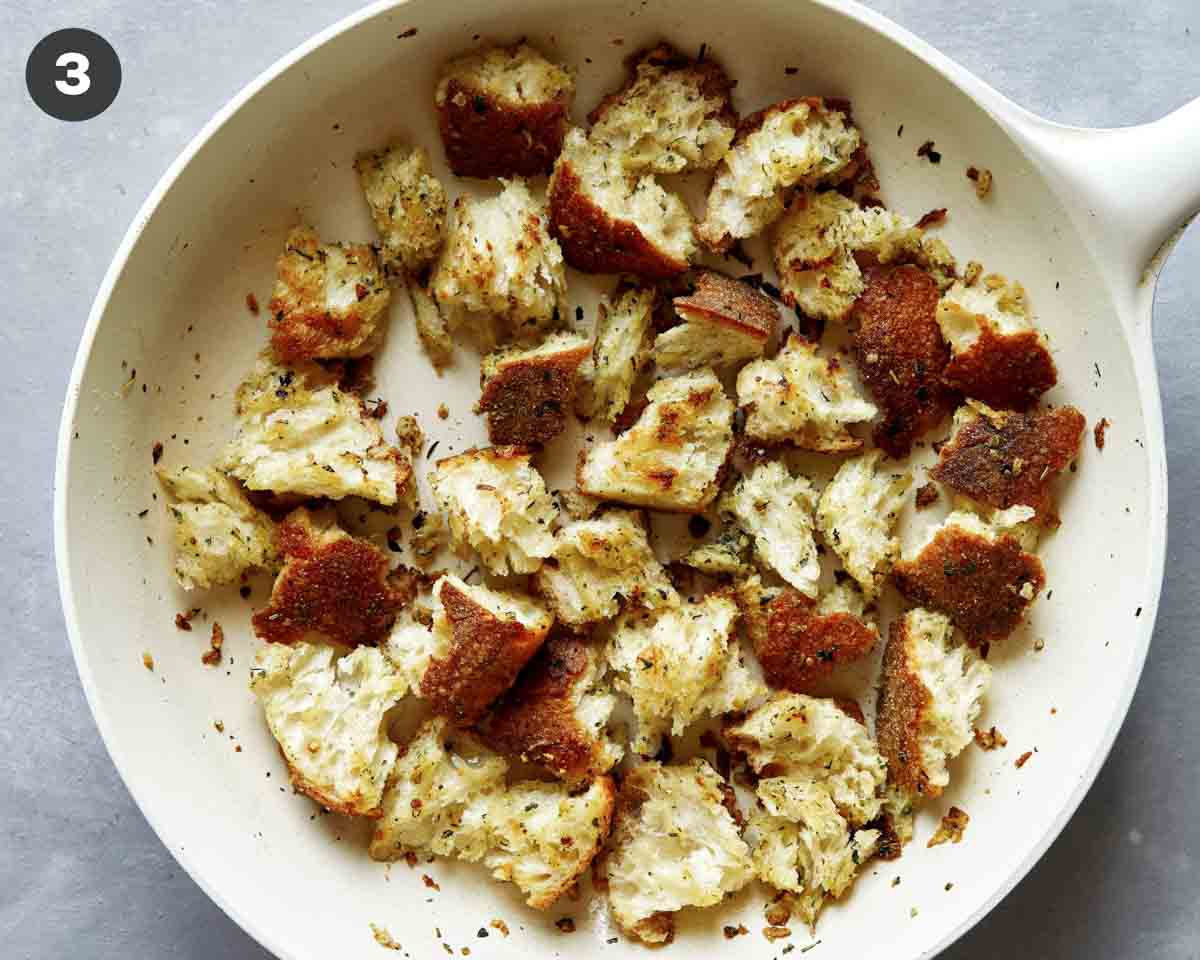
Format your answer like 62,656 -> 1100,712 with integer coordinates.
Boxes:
816,451 -> 912,599
549,128 -> 697,279
430,446 -> 558,575
697,98 -> 862,252
355,143 -> 447,275
252,642 -> 408,817
931,401 -> 1087,527
406,273 -> 454,370
157,465 -> 277,590
737,334 -> 876,451
852,264 -> 956,457
251,508 -> 408,647
534,509 -> 676,627
578,282 -> 657,422
487,631 -> 622,782
938,273 -> 1056,410
892,510 -> 1046,647
652,270 -> 776,371
588,43 -> 736,175
577,368 -> 735,512
603,759 -> 753,944
267,225 -> 390,362
435,43 -> 574,179
221,354 -> 412,506
876,608 -> 991,800
478,331 -> 592,444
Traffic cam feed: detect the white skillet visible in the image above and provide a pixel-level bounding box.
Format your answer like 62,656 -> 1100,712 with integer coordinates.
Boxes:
54,0 -> 1200,957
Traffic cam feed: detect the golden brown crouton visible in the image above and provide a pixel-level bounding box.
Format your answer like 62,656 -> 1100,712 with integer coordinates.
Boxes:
354,144 -> 447,275
478,332 -> 593,445
252,508 -> 407,647
852,264 -> 956,457
653,270 -> 777,371
435,43 -> 574,178
930,402 -> 1087,526
751,589 -> 878,693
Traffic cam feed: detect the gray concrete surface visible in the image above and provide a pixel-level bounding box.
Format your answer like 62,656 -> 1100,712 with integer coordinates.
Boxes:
2,1 -> 1197,957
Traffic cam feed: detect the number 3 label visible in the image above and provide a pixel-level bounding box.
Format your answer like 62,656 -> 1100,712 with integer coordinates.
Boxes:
55,52 -> 91,96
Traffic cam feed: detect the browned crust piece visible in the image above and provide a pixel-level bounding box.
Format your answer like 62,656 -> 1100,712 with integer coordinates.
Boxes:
751,589 -> 877,693
852,264 -> 957,458
252,514 -> 405,647
438,79 -> 570,179
672,269 -> 777,342
930,405 -> 1087,527
478,341 -> 593,445
942,329 -> 1057,412
548,158 -> 688,280
875,615 -> 935,798
280,752 -> 385,819
891,527 -> 1046,648
420,580 -> 550,724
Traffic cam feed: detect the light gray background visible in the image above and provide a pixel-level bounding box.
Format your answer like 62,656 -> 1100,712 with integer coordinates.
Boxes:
2,1 -> 1197,957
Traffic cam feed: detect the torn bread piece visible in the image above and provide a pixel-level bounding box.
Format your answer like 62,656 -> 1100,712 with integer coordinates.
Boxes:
577,368 -> 735,513
652,270 -> 777,371
251,508 -> 410,647
354,143 -> 448,275
937,272 -> 1056,411
577,281 -> 657,422
876,607 -> 991,805
816,450 -> 912,599
220,353 -> 412,506
478,331 -> 592,445
722,460 -> 821,596
548,128 -> 697,279
156,465 -> 277,590
435,42 -> 574,179
737,333 -> 876,451
606,591 -> 763,754
603,759 -> 753,944
534,509 -> 677,627
587,43 -> 736,175
430,446 -> 558,575
431,178 -> 567,344
892,510 -> 1046,648
252,642 -> 408,818
683,527 -> 755,578
406,274 -> 455,370
931,400 -> 1086,527
267,225 -> 391,363
487,630 -> 623,781
697,98 -> 862,252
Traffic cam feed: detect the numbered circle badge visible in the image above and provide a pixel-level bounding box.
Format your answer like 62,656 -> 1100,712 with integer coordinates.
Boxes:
26,28 -> 121,122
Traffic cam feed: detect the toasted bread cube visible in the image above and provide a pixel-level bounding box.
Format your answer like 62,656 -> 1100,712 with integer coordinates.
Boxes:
431,178 -> 567,343
749,778 -> 880,929
487,631 -> 623,781
548,128 -> 697,279
156,465 -> 277,590
876,607 -> 991,802
587,43 -> 736,175
892,510 -> 1046,647
851,264 -> 956,457
938,273 -> 1056,411
436,43 -> 574,179
652,270 -> 777,371
370,717 -> 509,861
221,354 -> 412,506
252,642 -> 408,817
725,693 -> 886,825
737,334 -> 876,451
355,144 -> 447,275
267,226 -> 390,363
478,331 -> 592,444
577,368 -> 734,512
722,461 -> 821,596
251,508 -> 408,647
816,451 -> 912,599
430,446 -> 558,576
577,282 -> 657,422
534,509 -> 676,627
696,98 -> 862,252
607,591 -> 764,754
603,759 -> 753,944
406,274 -> 455,370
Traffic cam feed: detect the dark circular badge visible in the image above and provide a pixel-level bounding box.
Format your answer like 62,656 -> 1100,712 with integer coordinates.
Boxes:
26,28 -> 121,122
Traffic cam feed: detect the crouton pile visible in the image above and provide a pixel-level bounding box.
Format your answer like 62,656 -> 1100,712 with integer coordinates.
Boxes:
155,34 -> 1088,945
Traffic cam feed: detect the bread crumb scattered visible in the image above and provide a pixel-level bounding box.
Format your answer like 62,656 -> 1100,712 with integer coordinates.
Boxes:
201,622 -> 224,667
437,404 -> 449,419
927,806 -> 969,847
245,292 -> 259,315
1094,417 -> 1110,450
966,166 -> 993,199
489,919 -> 509,937
764,926 -> 792,942
1015,750 -> 1033,769
914,483 -> 939,510
724,924 -> 749,939
370,923 -> 403,951
142,651 -> 155,671
973,726 -> 1007,750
